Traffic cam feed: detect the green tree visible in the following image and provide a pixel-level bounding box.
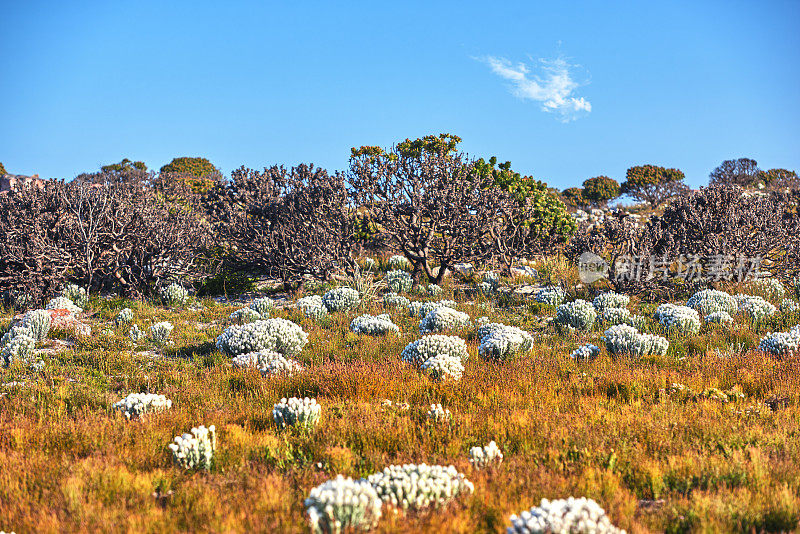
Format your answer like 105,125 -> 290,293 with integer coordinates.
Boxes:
561,187 -> 588,208
621,164 -> 688,208
582,176 -> 620,207
160,156 -> 220,194
759,168 -> 798,187
101,158 -> 147,174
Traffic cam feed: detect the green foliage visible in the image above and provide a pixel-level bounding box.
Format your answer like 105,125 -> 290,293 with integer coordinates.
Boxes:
582,176 -> 620,206
621,164 -> 687,207
160,156 -> 219,194
759,168 -> 798,186
0,161 -> 6,175
561,187 -> 588,207
101,158 -> 147,174
195,271 -> 256,297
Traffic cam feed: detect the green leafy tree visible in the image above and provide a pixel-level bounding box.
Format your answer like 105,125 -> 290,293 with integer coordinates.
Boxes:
582,176 -> 620,207
561,187 -> 588,208
621,164 -> 688,208
101,158 -> 147,174
160,156 -> 220,194
759,168 -> 798,188
0,161 -> 6,175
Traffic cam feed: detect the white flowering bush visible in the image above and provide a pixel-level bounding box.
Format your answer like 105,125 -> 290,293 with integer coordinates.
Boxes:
477,323 -> 533,362
626,314 -> 650,331
20,309 -> 51,341
0,326 -> 36,368
408,300 -> 457,318
383,292 -> 411,310
420,353 -> 464,381
419,306 -> 470,334
780,299 -> 800,314
62,283 -> 89,308
168,425 -> 216,471
507,497 -> 625,534
601,307 -> 631,325
748,278 -> 786,300
603,324 -> 668,358
388,254 -> 411,270
129,324 -> 145,342
687,289 -> 737,316
469,441 -> 503,468
322,287 -> 361,313
736,294 -> 777,321
536,286 -> 566,306
298,295 -> 328,319
758,325 -> 800,356
367,464 -> 474,511
160,283 -> 189,307
556,300 -> 597,331
229,307 -> 262,325
305,475 -> 382,534
46,296 -> 82,315
250,296 -> 274,317
385,270 -> 413,293
216,318 -> 308,357
401,335 -> 469,367
705,311 -> 733,325
427,403 -> 451,423
654,304 -> 701,335
113,393 -> 172,419
273,397 -> 321,430
350,314 -> 399,336
570,344 -> 600,362
115,307 -> 133,326
592,292 -> 629,311
150,321 -> 174,345
479,271 -> 500,295
230,350 -> 303,376
427,284 -> 443,296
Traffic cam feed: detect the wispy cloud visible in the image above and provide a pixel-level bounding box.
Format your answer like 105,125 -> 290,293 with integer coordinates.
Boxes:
479,55 -> 591,122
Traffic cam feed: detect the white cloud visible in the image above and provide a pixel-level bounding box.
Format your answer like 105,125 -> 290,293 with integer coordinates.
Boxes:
480,56 -> 591,122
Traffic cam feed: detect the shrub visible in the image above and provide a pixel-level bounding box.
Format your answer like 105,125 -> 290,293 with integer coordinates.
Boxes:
601,307 -> 631,325
385,270 -> 413,293
401,335 -> 468,367
322,287 -> 361,312
228,307 -> 262,325
0,161 -> 6,175
736,294 -> 777,321
556,300 -> 597,331
705,311 -> 733,325
419,307 -> 470,334
128,325 -> 144,342
621,164 -> 688,208
46,296 -> 82,315
216,318 -> 308,357
62,284 -> 88,308
582,176 -> 620,207
570,344 -> 600,362
305,476 -> 382,534
592,292 -> 629,311
477,323 -> 533,362
168,425 -> 216,471
367,464 -> 474,511
562,187 -> 588,208
0,326 -> 36,367
297,295 -> 328,319
160,283 -> 189,307
350,314 -> 399,336
687,289 -> 737,316
115,308 -> 133,326
250,297 -> 274,317
469,441 -> 503,468
273,397 -> 321,430
603,324 -> 668,357
654,304 -> 701,335
231,350 -> 303,376
150,322 -> 174,345
159,157 -> 220,194
420,353 -> 464,381
388,255 -> 411,270
536,286 -> 566,306
507,497 -> 624,534
383,292 -> 411,310
780,299 -> 800,314
758,326 -> 800,356
20,310 -> 51,341
113,393 -> 172,419
748,278 -> 786,300
408,300 -> 457,318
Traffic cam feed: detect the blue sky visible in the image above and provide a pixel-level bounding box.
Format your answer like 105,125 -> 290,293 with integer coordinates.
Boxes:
2,0 -> 798,189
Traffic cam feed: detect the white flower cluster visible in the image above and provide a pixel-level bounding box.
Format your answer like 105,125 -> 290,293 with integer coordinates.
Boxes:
477,323 -> 533,362
592,292 -> 629,311
654,304 -> 700,335
113,393 -> 172,419
150,321 -> 174,345
427,403 -> 451,423
401,335 -> 469,367
350,314 -> 399,336
383,292 -> 411,310
216,318 -> 308,357
603,324 -> 668,358
62,283 -> 89,308
115,307 -> 133,326
386,270 -> 413,293
469,440 -> 503,468
229,307 -> 262,324
230,297 -> 276,324
367,464 -> 474,511
758,325 -> 800,356
129,324 -> 145,342
273,397 -> 321,430
322,287 -> 361,313
161,283 -> 189,307
780,299 -> 800,314
420,353 -> 464,381
705,311 -> 733,325
408,300 -> 457,318
230,350 -> 303,376
507,497 -> 625,534
749,278 -> 786,300
298,295 -> 328,319
305,475 -> 383,534
536,286 -> 566,307
556,300 -> 597,331
250,297 -> 275,316
419,306 -> 470,334
20,309 -> 51,341
735,294 -> 777,321
601,307 -> 630,325
388,255 -> 411,270
0,325 -> 36,368
570,344 -> 600,362
46,296 -> 82,315
687,289 -> 737,315
169,425 -> 216,471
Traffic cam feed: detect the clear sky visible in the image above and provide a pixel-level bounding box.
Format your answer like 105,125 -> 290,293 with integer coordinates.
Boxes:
2,0 -> 798,189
